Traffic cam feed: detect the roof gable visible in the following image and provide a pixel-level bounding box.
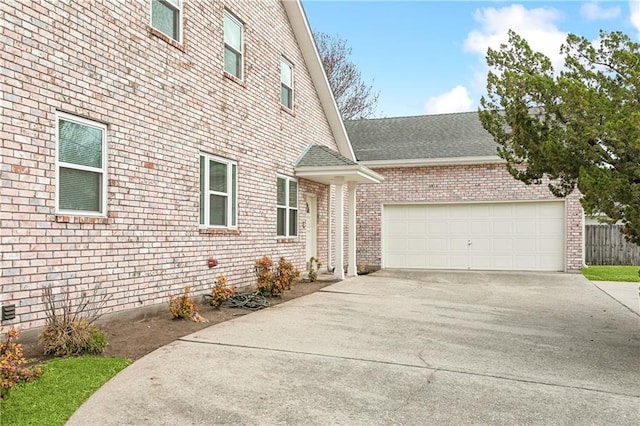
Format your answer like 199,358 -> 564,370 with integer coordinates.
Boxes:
296,144 -> 357,167
282,1 -> 356,162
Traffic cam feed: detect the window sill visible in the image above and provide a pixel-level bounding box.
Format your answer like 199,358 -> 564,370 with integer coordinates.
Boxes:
280,105 -> 295,117
223,72 -> 246,88
55,215 -> 111,224
199,228 -> 240,235
147,25 -> 185,52
277,237 -> 298,243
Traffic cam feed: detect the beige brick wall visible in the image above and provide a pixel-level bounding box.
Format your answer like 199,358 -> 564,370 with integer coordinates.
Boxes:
356,163 -> 584,271
2,0 -> 340,329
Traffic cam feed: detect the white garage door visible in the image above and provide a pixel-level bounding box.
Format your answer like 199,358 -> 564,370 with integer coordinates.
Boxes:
383,202 -> 565,271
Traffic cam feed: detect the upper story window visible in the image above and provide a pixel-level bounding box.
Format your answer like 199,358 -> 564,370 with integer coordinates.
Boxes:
56,113 -> 107,216
280,58 -> 294,109
200,153 -> 238,228
151,0 -> 182,42
277,175 -> 298,237
224,10 -> 244,79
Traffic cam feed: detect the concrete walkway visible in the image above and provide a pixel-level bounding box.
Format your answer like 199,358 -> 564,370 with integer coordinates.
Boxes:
592,280 -> 640,316
68,270 -> 640,425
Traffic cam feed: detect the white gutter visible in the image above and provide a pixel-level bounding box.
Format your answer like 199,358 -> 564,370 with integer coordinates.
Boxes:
282,0 -> 357,162
360,155 -> 505,168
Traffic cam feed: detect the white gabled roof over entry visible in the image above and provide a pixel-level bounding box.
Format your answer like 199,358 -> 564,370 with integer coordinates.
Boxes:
282,0 -> 356,162
295,144 -> 383,185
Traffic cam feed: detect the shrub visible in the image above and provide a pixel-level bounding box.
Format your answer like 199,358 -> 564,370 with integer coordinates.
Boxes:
275,257 -> 300,294
255,256 -> 300,298
255,256 -> 275,297
1,327 -> 42,399
39,285 -> 110,357
40,319 -> 108,357
209,275 -> 235,308
168,287 -> 208,323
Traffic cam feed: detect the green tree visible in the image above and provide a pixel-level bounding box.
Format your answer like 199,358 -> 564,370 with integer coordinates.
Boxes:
479,30 -> 640,243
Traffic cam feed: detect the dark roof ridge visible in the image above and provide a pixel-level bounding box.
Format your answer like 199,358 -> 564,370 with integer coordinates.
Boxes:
346,110 -> 480,123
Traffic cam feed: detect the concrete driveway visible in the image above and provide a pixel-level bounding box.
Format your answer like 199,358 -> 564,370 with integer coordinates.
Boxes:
69,270 -> 640,425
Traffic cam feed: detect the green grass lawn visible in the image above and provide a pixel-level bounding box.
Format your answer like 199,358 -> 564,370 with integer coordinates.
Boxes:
0,356 -> 130,426
582,265 -> 640,282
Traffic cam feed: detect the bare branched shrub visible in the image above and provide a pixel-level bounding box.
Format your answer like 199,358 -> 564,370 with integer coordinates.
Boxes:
39,285 -> 111,356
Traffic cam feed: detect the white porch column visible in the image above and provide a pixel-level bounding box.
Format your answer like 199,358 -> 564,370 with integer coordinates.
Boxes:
326,190 -> 332,273
347,182 -> 357,276
334,179 -> 345,280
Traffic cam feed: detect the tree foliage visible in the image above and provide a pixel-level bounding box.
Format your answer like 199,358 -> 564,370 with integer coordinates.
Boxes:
479,30 -> 640,243
314,32 -> 379,120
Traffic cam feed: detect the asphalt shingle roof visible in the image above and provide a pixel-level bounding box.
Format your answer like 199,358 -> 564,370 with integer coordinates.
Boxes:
345,112 -> 499,162
296,144 -> 357,167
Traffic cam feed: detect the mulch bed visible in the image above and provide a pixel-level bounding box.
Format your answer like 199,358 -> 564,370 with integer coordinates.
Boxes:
20,279 -> 337,365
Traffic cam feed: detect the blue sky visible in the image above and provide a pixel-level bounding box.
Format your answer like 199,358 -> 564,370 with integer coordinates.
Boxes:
302,0 -> 640,118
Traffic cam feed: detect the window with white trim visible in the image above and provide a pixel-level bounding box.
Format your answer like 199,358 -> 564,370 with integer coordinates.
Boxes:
277,175 -> 298,237
151,0 -> 182,42
280,58 -> 293,109
223,10 -> 243,79
200,153 -> 237,228
56,113 -> 107,215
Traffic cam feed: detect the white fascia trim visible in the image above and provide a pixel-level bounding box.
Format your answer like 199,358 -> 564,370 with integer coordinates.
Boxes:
282,0 -> 356,162
295,165 -> 384,184
360,155 -> 505,168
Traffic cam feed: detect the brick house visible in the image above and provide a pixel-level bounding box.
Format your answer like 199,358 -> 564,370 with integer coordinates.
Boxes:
1,0 -> 381,330
346,113 -> 584,272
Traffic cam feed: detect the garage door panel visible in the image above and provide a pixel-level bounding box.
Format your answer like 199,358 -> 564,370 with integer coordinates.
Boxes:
538,238 -> 562,252
407,222 -> 427,234
450,208 -> 469,218
387,238 -> 408,251
387,222 -> 409,235
471,238 -> 491,251
515,221 -> 537,234
470,221 -> 492,235
470,255 -> 492,269
407,238 -> 427,251
428,221 -> 449,234
406,255 -> 427,268
493,223 -> 514,235
492,238 -> 514,251
492,204 -> 514,217
450,238 -> 469,250
407,206 -> 428,220
383,202 -> 564,271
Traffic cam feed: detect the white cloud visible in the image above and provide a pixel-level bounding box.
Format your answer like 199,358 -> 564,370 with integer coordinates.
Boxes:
580,2 -> 621,20
463,4 -> 567,70
631,0 -> 640,39
424,86 -> 473,114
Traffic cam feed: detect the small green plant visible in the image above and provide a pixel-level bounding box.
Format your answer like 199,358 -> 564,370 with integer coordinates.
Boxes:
209,275 -> 235,308
169,287 -> 208,323
1,327 -> 42,400
39,285 -> 110,357
307,257 -> 322,282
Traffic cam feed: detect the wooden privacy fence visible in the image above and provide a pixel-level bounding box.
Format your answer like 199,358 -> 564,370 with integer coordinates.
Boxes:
585,225 -> 640,265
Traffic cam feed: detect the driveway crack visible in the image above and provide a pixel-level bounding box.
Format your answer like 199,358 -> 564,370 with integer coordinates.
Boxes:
177,338 -> 640,399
